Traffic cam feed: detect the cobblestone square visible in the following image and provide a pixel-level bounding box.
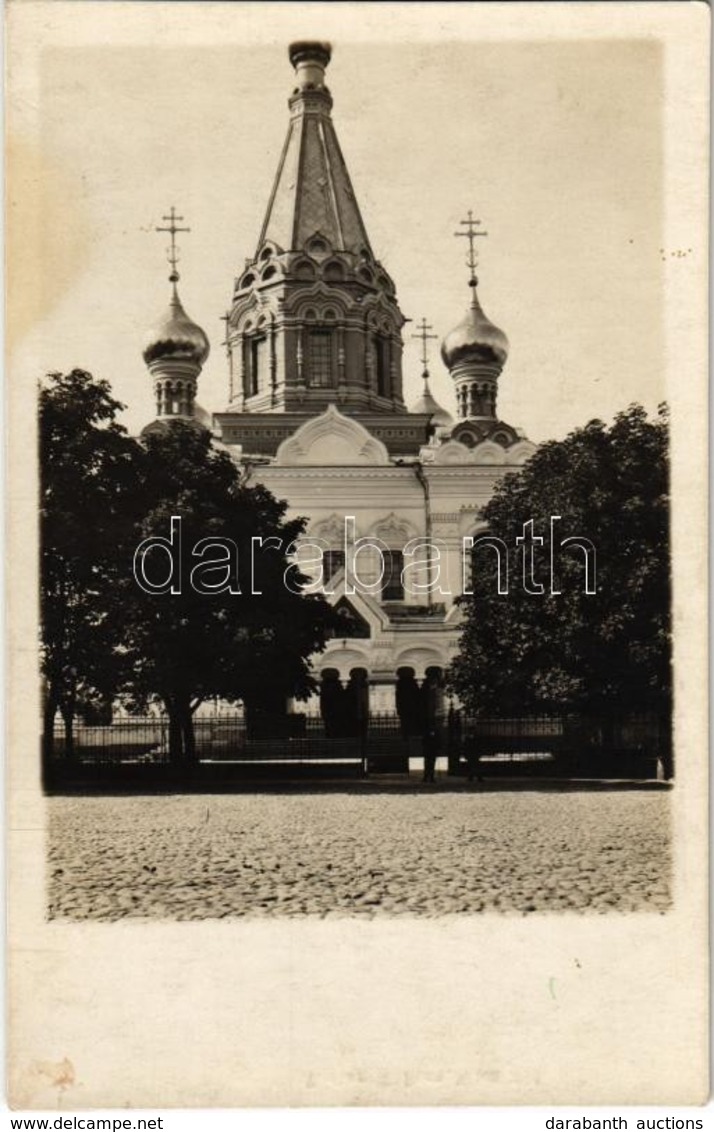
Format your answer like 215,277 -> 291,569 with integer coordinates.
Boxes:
48,788 -> 672,919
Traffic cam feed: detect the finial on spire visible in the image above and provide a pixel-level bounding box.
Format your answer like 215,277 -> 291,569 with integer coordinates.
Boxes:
155,206 -> 191,285
289,41 -> 332,92
412,317 -> 438,380
454,210 -> 488,291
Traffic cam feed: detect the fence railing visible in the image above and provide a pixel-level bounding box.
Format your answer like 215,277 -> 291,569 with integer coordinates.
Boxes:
49,710 -> 669,775
50,714 -> 412,765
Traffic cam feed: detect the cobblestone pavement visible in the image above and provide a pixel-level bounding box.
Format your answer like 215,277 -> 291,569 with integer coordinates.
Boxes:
48,789 -> 672,919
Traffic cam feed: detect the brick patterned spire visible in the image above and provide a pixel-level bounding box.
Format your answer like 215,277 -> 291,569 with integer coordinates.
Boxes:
257,42 -> 373,258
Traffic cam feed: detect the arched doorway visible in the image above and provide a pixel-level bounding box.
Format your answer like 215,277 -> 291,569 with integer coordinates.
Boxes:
319,666 -> 369,738
320,668 -> 344,738
396,667 -> 423,737
395,663 -> 445,737
344,667 -> 369,737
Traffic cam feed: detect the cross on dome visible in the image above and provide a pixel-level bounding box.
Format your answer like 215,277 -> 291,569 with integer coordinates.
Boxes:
143,205 -> 209,386
454,211 -> 488,289
412,317 -> 438,380
410,316 -> 452,429
155,206 -> 191,284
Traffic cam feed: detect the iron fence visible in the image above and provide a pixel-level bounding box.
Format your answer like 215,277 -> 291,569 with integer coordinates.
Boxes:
50,713 -> 413,766
49,709 -> 669,776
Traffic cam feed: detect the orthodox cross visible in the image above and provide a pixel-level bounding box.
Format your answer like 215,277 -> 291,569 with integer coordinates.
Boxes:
412,317 -> 438,379
155,206 -> 190,282
454,210 -> 488,287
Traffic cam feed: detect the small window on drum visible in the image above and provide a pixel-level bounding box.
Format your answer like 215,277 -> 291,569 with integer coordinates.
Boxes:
372,335 -> 390,398
308,330 -> 333,387
248,335 -> 266,396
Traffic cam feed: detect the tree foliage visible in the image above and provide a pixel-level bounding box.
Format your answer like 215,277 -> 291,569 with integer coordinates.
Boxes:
449,405 -> 671,730
40,372 -> 335,764
40,369 -> 141,758
122,421 -> 335,760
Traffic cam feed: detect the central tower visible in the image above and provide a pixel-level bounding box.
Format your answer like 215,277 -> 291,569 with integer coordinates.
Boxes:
225,41 -> 407,415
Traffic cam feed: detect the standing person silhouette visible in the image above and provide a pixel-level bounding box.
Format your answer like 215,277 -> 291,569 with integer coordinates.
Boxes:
421,669 -> 442,784
422,724 -> 439,783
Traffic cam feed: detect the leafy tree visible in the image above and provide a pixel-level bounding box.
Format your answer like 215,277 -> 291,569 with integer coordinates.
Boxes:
39,369 -> 142,761
449,405 -> 671,757
122,421 -> 335,762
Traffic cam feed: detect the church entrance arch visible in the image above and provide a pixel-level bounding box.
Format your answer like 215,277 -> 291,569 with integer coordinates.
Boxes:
396,664 -> 446,737
344,667 -> 369,737
396,667 -> 422,737
320,668 -> 344,738
319,665 -> 369,738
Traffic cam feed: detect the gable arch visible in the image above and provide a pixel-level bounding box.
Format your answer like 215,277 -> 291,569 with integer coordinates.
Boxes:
369,511 -> 418,544
432,439 -> 473,465
471,440 -> 507,465
289,282 -> 351,320
508,439 -> 538,465
394,646 -> 446,679
275,404 -> 390,467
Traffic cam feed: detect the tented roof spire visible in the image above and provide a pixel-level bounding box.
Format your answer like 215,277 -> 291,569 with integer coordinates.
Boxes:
257,41 -> 373,258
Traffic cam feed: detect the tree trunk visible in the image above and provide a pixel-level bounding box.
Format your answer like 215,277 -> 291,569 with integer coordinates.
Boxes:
167,710 -> 183,763
42,688 -> 59,770
180,706 -> 197,764
165,699 -> 197,765
658,707 -> 673,779
59,704 -> 75,759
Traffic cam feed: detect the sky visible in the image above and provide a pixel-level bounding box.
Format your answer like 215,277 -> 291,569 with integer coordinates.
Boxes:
10,8 -> 667,444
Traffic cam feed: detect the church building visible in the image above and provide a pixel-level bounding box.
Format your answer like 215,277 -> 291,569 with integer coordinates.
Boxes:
141,41 -> 536,729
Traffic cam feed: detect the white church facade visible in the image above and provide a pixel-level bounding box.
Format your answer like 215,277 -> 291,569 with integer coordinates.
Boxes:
141,41 -> 536,725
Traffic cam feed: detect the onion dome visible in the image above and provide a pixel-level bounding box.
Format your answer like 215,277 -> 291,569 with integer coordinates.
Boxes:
143,284 -> 210,367
441,288 -> 509,370
411,378 -> 453,430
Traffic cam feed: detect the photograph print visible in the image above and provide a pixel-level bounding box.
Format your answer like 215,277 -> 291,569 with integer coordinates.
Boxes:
8,0 -> 709,1110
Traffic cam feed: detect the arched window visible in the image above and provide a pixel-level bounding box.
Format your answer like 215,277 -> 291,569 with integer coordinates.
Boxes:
308,237 -> 328,257
324,261 -> 345,282
294,261 -> 315,281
